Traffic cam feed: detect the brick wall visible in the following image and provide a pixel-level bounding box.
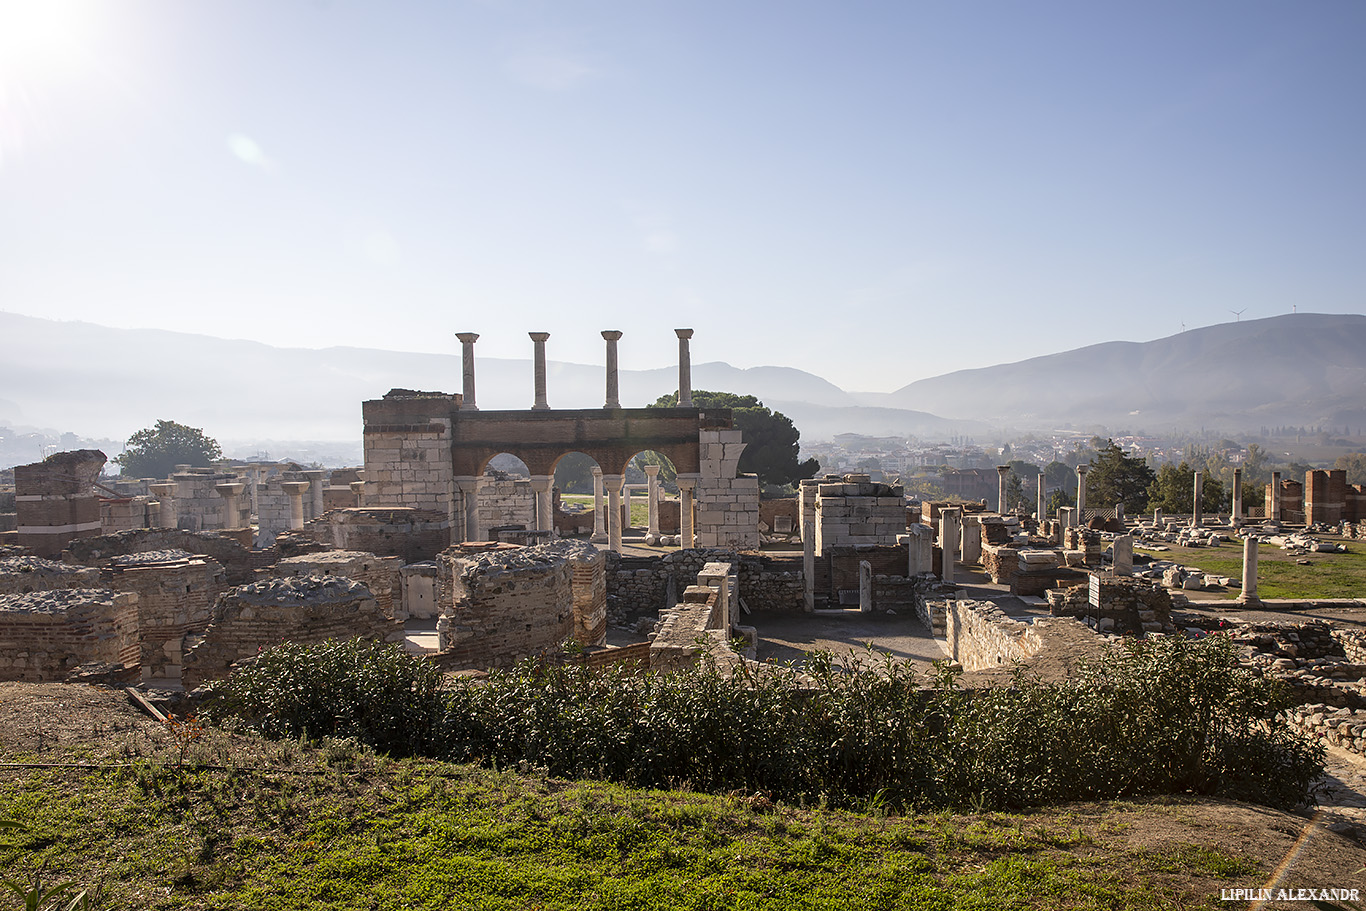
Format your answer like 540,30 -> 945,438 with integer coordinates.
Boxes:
14,450 -> 106,558
103,553 -> 228,682
274,550 -> 404,619
0,588 -> 139,682
301,507 -> 451,564
0,556 -> 101,595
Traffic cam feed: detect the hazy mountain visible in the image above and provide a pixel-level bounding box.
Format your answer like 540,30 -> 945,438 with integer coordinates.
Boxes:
883,313 -> 1366,432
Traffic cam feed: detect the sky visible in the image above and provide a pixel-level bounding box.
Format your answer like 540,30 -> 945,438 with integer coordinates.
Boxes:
0,0 -> 1363,393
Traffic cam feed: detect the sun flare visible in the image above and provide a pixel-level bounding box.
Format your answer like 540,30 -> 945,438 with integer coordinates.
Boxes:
0,0 -> 95,76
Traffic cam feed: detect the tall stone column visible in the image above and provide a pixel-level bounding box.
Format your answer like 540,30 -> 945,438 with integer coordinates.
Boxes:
997,465 -> 1010,514
1270,470 -> 1282,521
601,330 -> 623,409
802,519 -> 816,612
215,482 -> 246,529
302,469 -> 325,521
1239,535 -> 1262,605
281,481 -> 310,531
456,332 -> 479,411
1192,471 -> 1203,528
676,473 -> 698,549
604,474 -> 625,553
858,560 -> 873,613
675,328 -> 694,407
1231,468 -> 1244,525
529,332 -> 550,410
453,476 -> 481,543
149,482 -> 178,529
530,475 -> 554,532
939,507 -> 961,585
1036,473 -> 1046,521
1075,465 -> 1088,518
590,466 -> 608,543
644,464 -> 661,536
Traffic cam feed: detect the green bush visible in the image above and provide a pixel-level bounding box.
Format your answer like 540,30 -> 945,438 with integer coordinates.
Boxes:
211,635 -> 1323,812
204,638 -> 446,757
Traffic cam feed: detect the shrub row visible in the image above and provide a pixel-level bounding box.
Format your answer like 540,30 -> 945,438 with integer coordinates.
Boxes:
206,635 -> 1324,811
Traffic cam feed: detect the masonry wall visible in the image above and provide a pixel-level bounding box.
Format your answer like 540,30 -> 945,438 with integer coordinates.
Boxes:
567,544 -> 608,647
274,550 -> 404,620
0,556 -> 101,595
65,528 -> 260,585
0,589 -> 140,682
182,576 -> 403,687
302,507 -> 450,563
100,497 -> 151,534
813,477 -> 906,556
14,450 -> 107,558
362,391 -> 459,515
945,599 -> 1104,680
478,478 -> 535,531
693,428 -> 760,549
103,552 -> 227,682
1305,469 -> 1348,525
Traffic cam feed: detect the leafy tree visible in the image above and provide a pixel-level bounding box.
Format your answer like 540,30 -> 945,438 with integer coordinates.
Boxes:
1334,453 -> 1366,486
1146,462 -> 1226,515
553,452 -> 596,493
650,391 -> 819,487
1046,488 -> 1075,514
1084,440 -> 1156,514
114,420 -> 221,479
1043,461 -> 1074,490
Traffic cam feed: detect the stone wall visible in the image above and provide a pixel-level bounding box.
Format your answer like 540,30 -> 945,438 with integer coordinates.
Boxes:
434,542 -> 576,670
0,588 -> 140,682
100,497 -> 151,534
604,549 -> 809,622
813,477 -> 905,556
14,450 -> 106,557
945,599 -> 1105,680
362,391 -> 458,514
182,576 -> 402,687
478,478 -> 535,531
169,468 -> 241,532
0,556 -> 101,595
274,550 -> 404,620
102,550 -> 227,682
64,528 -> 261,585
563,541 -> 607,647
301,507 -> 450,564
693,429 -> 760,549
649,560 -> 743,675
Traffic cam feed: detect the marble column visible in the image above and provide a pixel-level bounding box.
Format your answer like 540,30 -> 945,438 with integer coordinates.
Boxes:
601,330 -> 623,409
1270,471 -> 1282,521
802,519 -> 816,612
1231,468 -> 1244,525
590,466 -> 608,543
676,473 -> 698,549
453,476 -> 481,543
939,507 -> 961,585
675,328 -> 694,407
456,332 -> 479,411
349,480 -> 366,507
529,332 -> 550,410
1076,465 -> 1088,517
149,482 -> 177,529
1192,471 -> 1203,528
604,474 -> 625,553
1036,473 -> 1046,521
281,481 -> 310,531
644,464 -> 661,536
530,475 -> 554,532
997,465 -> 1010,514
1239,535 -> 1262,605
858,560 -> 873,613
302,469 -> 325,521
621,485 -> 633,533
215,482 -> 246,529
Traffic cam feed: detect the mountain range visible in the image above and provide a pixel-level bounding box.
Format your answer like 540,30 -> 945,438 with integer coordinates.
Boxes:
1,311 -> 1362,456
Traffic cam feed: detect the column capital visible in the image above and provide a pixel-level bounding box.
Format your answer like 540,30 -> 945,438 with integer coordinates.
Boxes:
675,473 -> 699,491
528,475 -> 553,492
528,331 -> 550,342
281,481 -> 310,495
674,328 -> 693,340
601,330 -> 623,341
997,465 -> 1010,474
1076,465 -> 1088,475
643,464 -> 661,478
590,465 -> 603,477
456,332 -> 480,343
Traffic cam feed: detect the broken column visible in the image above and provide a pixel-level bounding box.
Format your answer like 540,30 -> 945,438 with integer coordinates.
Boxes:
590,466 -> 608,543
149,482 -> 178,529
676,473 -> 698,548
303,470 -> 325,521
602,330 -> 623,409
803,519 -> 816,611
1269,471 -> 1282,521
1036,473 -> 1046,520
1192,471 -> 1203,528
961,514 -> 982,564
675,328 -> 694,408
454,476 -> 481,543
456,332 -> 479,411
604,473 -> 624,552
281,481 -> 310,531
859,560 -> 873,613
997,465 -> 1010,514
529,332 -> 551,410
214,482 -> 246,529
939,507 -> 961,585
1231,468 -> 1243,525
644,464 -> 661,537
530,475 -> 554,532
906,524 -> 933,575
1238,535 -> 1262,606
1113,534 -> 1134,576
1076,465 -> 1088,518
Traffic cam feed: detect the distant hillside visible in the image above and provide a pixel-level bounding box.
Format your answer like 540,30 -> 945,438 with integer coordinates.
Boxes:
883,313 -> 1366,432
0,312 -> 956,447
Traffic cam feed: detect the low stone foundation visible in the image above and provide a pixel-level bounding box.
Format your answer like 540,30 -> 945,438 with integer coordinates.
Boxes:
0,556 -> 101,595
0,588 -> 140,682
64,528 -> 262,585
274,550 -> 404,620
103,549 -> 227,683
945,599 -> 1106,681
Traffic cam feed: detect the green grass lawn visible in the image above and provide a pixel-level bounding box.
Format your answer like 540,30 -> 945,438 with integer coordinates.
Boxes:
559,495 -> 657,529
1136,538 -> 1366,600
0,742 -> 1266,911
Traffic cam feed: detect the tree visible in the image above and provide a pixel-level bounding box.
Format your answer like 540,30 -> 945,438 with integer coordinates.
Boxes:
1334,453 -> 1366,486
1084,440 -> 1156,514
1004,472 -> 1027,511
114,420 -> 221,479
650,391 -> 819,488
1146,462 -> 1226,515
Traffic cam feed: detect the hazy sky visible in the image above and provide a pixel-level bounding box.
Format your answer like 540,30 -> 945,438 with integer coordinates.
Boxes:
1,1 -> 1362,392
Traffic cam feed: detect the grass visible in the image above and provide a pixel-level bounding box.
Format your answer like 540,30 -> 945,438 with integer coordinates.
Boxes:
1136,538 -> 1366,600
0,742 -> 1272,911
559,496 -> 661,530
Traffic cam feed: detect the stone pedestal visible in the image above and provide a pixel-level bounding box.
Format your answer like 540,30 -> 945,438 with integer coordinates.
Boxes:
529,332 -> 550,410
906,524 -> 933,575
149,482 -> 178,529
456,332 -> 479,411
961,514 -> 982,564
1113,535 -> 1133,576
